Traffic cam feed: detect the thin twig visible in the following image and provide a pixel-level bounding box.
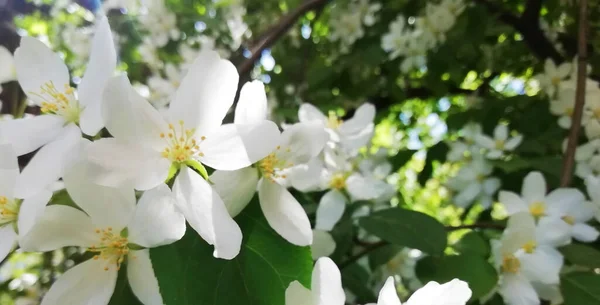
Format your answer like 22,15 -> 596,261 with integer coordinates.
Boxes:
236,0 -> 330,76
560,0 -> 589,187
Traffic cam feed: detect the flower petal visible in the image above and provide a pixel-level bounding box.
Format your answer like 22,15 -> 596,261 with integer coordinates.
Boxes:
474,135 -> 495,149
545,188 -> 585,217
285,281 -> 314,305
312,257 -> 346,305
572,223 -> 600,242
234,80 -> 268,124
0,143 -> 19,198
169,50 -> 238,134
505,135 -> 523,150
498,274 -> 539,305
258,179 -> 313,246
315,190 -> 347,231
16,189 -> 52,236
494,124 -> 508,141
78,16 -> 117,136
535,217 -> 571,247
298,103 -> 326,124
19,205 -> 97,252
0,115 -> 65,156
522,172 -> 547,204
498,191 -> 528,215
0,226 -> 17,262
86,138 -> 171,191
14,124 -> 82,199
63,158 -> 135,230
377,277 -> 401,305
346,174 -> 391,201
280,122 -> 329,165
128,184 -> 186,248
339,103 -> 375,136
200,121 -> 280,170
311,230 -> 336,260
14,37 -> 69,105
519,246 -> 563,284
0,46 -> 15,84
406,279 -> 472,305
40,259 -> 118,305
210,168 -> 259,217
127,249 -> 164,305
172,167 -> 242,259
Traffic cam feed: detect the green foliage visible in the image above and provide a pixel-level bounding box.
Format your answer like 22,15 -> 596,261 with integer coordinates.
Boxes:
560,244 -> 600,269
561,272 -> 600,305
359,208 -> 447,254
453,231 -> 491,257
150,197 -> 312,305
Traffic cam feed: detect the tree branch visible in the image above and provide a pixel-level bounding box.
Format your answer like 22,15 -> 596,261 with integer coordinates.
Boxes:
235,0 -> 330,76
560,0 -> 589,187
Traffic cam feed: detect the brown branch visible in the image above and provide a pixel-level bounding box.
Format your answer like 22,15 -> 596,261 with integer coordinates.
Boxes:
560,0 -> 589,187
235,0 -> 330,76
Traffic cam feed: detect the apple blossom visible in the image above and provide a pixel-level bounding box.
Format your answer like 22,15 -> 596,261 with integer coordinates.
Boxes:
366,276 -> 472,305
0,46 -> 16,84
285,257 -> 346,305
474,124 -> 523,159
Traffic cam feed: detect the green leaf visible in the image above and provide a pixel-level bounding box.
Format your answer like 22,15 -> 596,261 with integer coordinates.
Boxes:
341,264 -> 377,302
390,150 -> 416,170
369,244 -> 402,270
561,272 -> 600,305
560,244 -> 600,269
150,197 -> 312,305
358,208 -> 447,254
108,265 -> 143,305
416,254 -> 498,299
453,231 -> 490,257
417,142 -> 449,186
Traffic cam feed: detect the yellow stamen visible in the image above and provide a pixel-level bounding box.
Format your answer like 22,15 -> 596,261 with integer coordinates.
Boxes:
88,227 -> 130,271
329,173 -> 347,190
159,120 -> 206,163
562,215 -> 576,225
529,201 -> 546,217
522,241 -> 536,254
502,254 -> 521,274
326,111 -> 342,129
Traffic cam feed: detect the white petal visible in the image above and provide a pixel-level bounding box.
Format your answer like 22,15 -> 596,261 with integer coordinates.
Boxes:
522,172 -> 547,203
78,16 -> 117,136
258,179 -> 313,246
63,158 -> 136,230
531,283 -> 562,305
339,103 -> 375,135
474,135 -> 495,149
234,80 -> 268,124
519,247 -> 563,284
315,190 -> 347,231
14,124 -> 82,198
311,230 -> 336,260
499,191 -> 528,215
377,277 -> 401,305
572,223 -> 599,242
0,143 -> 19,198
298,103 -> 327,123
128,184 -> 186,248
14,37 -> 70,104
346,175 -> 391,200
339,125 -> 374,151
86,138 -> 171,191
287,159 -> 326,192
169,50 -> 238,134
454,183 -> 481,207
536,217 -> 571,247
279,122 -> 329,165
501,212 -> 536,254
406,279 -> 472,305
102,75 -> 168,150
19,205 -> 97,251
545,188 -> 585,217
586,176 -> 600,202
505,135 -> 523,150
499,274 -> 540,305
16,189 -> 52,236
127,249 -> 164,305
0,225 -> 17,262
40,259 -> 118,305
285,281 -> 314,305
0,46 -> 15,83
494,124 -> 508,141
486,150 -> 504,159
210,168 -> 259,217
199,121 -> 280,170
312,257 -> 346,305
0,115 -> 65,155
172,167 -> 242,259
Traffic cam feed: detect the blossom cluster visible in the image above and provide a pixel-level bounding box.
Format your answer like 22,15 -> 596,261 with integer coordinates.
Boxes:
381,0 -> 465,72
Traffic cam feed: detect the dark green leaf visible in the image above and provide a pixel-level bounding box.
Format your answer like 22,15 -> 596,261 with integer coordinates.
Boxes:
341,263 -> 377,302
150,198 -> 312,305
417,142 -> 449,186
359,208 -> 447,254
390,150 -> 416,170
453,231 -> 490,257
561,272 -> 600,305
416,254 -> 498,299
560,244 -> 600,269
369,244 -> 403,270
108,265 -> 143,305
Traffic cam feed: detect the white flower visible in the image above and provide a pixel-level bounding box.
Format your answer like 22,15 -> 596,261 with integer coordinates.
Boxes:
574,139 -> 600,178
0,16 -> 116,198
474,124 -> 523,159
584,176 -> 600,224
580,82 -> 600,138
329,10 -> 365,52
285,257 -> 346,305
499,171 -> 595,242
311,229 -> 336,260
298,103 -> 375,153
381,16 -> 408,60
210,81 -> 329,246
354,0 -> 381,26
446,155 -> 500,208
140,0 -> 179,47
493,213 -> 566,305
366,276 -> 472,305
535,59 -> 571,97
19,159 -> 186,305
0,144 -> 52,262
0,46 -> 16,84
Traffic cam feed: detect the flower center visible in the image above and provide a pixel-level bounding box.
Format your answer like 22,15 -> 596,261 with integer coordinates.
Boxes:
501,254 -> 520,274
89,227 -> 130,271
562,215 -> 576,225
258,146 -> 294,182
522,241 -> 537,254
494,139 -> 505,150
160,121 -> 206,163
529,201 -> 546,217
0,196 -> 19,226
593,108 -> 600,119
551,76 -> 562,86
30,81 -> 81,123
327,111 -> 343,129
329,173 -> 347,190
